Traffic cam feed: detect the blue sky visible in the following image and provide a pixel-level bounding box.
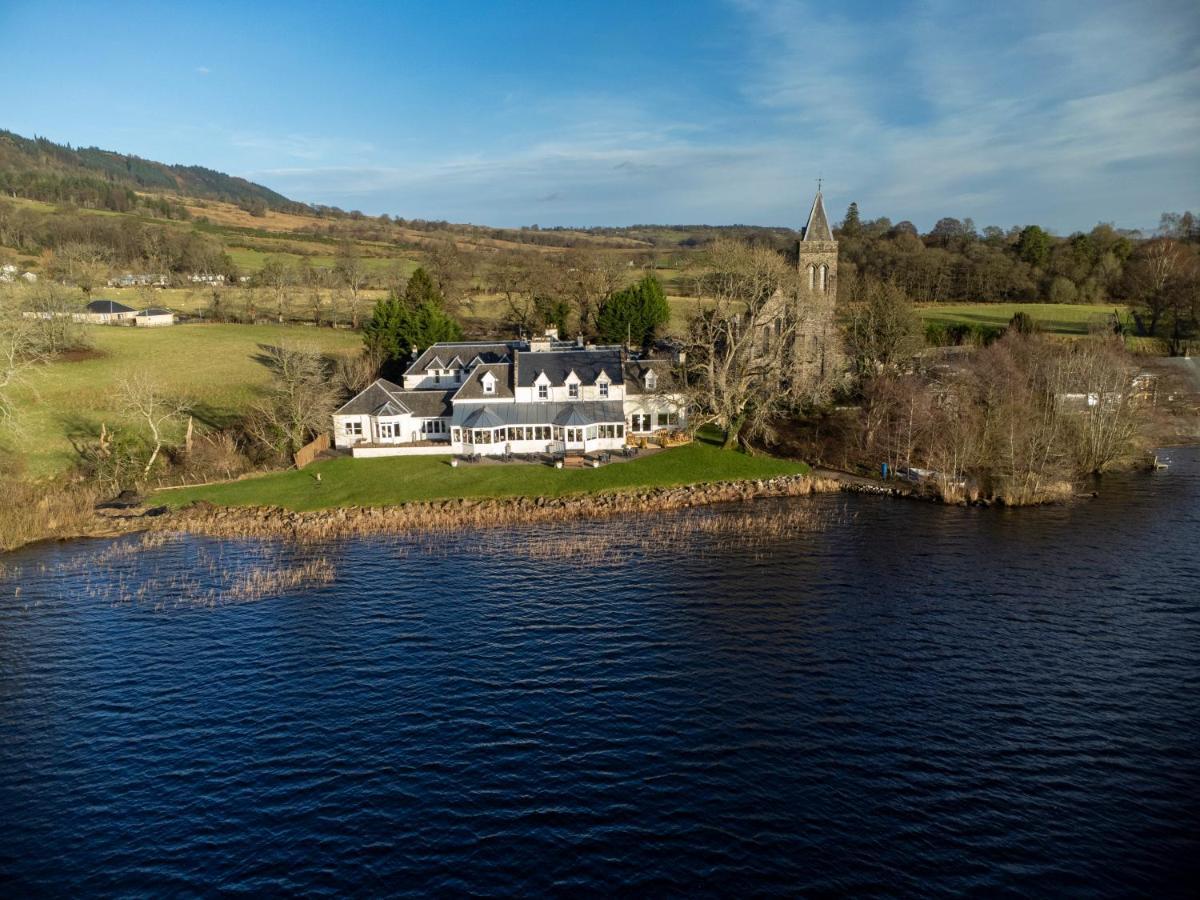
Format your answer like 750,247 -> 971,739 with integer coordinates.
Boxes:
1,0 -> 1196,232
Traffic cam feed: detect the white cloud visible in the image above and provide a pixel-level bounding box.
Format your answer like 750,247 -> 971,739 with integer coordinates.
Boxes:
246,0 -> 1200,230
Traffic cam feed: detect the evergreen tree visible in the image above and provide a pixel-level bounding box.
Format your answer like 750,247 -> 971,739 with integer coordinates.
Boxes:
841,202 -> 861,237
402,266 -> 444,308
362,296 -> 463,367
1017,225 -> 1051,267
595,274 -> 670,347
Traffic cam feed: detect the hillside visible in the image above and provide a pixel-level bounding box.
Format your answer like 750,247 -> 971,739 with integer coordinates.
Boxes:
0,129 -> 307,214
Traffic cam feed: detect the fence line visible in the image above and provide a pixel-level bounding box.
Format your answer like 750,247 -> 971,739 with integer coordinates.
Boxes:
293,433 -> 331,469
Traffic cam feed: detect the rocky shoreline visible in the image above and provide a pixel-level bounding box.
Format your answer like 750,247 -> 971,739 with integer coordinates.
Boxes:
155,474 -> 843,543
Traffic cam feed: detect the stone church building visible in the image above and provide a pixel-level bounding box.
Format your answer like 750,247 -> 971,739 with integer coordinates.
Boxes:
759,189 -> 841,391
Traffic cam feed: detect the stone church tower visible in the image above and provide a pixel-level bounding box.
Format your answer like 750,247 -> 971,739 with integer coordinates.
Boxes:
798,190 -> 837,297
757,190 -> 841,391
794,189 -> 840,385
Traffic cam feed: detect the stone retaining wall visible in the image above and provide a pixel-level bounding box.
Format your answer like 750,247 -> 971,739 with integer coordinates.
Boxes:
162,475 -> 841,542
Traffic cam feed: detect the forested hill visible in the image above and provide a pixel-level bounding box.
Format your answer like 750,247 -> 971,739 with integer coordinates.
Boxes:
0,129 -> 309,215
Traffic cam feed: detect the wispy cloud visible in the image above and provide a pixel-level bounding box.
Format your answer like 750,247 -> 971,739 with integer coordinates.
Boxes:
246,0 -> 1200,230
195,66 -> 210,76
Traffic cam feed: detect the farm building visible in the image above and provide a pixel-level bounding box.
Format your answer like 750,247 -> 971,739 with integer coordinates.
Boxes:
134,307 -> 175,327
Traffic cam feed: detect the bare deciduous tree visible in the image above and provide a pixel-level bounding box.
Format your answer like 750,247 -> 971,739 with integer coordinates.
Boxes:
682,239 -> 808,449
118,371 -> 191,476
246,344 -> 340,459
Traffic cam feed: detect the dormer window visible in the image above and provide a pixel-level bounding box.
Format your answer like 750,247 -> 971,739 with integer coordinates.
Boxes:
481,372 -> 497,395
568,383 -> 580,399
645,370 -> 657,391
538,384 -> 549,400
598,381 -> 609,398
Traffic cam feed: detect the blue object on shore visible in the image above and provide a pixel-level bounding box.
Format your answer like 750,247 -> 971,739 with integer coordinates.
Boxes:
882,462 -> 889,480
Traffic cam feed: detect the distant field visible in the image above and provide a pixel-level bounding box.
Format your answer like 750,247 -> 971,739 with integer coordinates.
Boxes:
6,323 -> 361,477
917,303 -> 1128,336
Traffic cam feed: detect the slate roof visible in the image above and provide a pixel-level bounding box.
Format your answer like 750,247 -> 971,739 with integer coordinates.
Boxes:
395,389 -> 454,418
802,191 -> 835,242
405,341 -> 514,377
623,359 -> 679,394
515,348 -> 623,387
451,401 -> 625,428
86,299 -> 136,314
334,380 -> 453,418
451,362 -> 514,401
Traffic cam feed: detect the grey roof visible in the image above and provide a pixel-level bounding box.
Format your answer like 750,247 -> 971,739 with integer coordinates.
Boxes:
136,307 -> 173,316
451,362 -> 514,401
335,379 -> 407,416
460,406 -> 507,428
405,341 -> 514,376
452,401 -> 625,428
335,381 -> 454,419
802,191 -> 835,242
396,389 -> 454,418
86,299 -> 136,314
623,359 -> 679,394
515,348 -> 624,387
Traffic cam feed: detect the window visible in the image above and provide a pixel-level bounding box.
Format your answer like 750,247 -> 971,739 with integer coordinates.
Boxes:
482,375 -> 495,395
343,421 -> 363,436
380,422 -> 396,439
452,428 -> 461,443
568,383 -> 580,399
657,411 -> 678,428
422,420 -> 447,435
819,265 -> 827,292
586,426 -> 597,440
598,381 -> 609,398
434,371 -> 441,384
807,264 -> 816,290
631,413 -> 652,433
538,384 -> 549,400
645,370 -> 657,391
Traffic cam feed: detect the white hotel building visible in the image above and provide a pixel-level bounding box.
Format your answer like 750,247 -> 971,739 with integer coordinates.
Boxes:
333,332 -> 687,458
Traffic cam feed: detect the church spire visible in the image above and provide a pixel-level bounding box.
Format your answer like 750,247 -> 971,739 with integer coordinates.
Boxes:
802,189 -> 834,242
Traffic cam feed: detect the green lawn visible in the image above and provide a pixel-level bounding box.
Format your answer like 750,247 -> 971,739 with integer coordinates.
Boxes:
7,323 -> 362,476
157,433 -> 810,511
917,303 -> 1128,336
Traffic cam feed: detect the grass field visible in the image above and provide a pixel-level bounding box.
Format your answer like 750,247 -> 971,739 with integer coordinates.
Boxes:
6,323 -> 362,477
157,431 -> 810,511
916,303 -> 1129,336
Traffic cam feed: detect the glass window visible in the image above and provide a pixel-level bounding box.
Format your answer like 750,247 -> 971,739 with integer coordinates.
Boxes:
645,371 -> 657,391
598,382 -> 609,398
538,384 -> 548,400
483,378 -> 495,395
586,426 -> 597,440
568,383 -> 579,399
344,421 -> 362,436
616,424 -> 624,438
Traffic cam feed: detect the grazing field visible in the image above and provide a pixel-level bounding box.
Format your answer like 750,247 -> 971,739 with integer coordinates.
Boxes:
917,303 -> 1128,336
157,431 -> 810,511
5,323 -> 361,477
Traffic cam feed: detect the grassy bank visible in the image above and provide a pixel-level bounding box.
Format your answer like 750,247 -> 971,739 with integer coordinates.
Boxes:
158,434 -> 810,512
6,323 -> 361,476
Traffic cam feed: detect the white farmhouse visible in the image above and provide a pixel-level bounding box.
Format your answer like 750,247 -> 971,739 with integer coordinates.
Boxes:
134,307 -> 176,327
78,299 -> 138,324
333,333 -> 687,458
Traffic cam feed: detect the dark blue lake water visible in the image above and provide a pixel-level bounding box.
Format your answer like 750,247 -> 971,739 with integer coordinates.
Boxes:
2,449 -> 1199,896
